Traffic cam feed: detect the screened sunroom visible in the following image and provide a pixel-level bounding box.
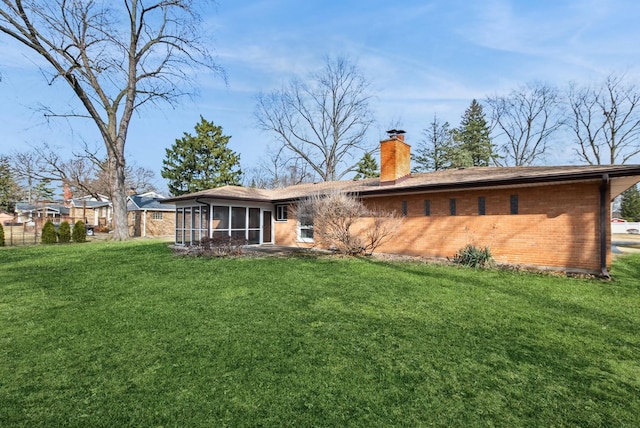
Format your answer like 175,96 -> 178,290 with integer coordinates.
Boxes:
174,201 -> 273,246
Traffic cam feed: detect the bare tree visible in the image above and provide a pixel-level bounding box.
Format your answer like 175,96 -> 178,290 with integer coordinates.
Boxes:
11,144 -> 157,201
486,82 -> 564,166
567,74 -> 640,165
0,0 -> 223,239
255,56 -> 375,182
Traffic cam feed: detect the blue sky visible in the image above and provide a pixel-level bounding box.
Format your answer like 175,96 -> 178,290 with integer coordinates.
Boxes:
2,0 -> 640,191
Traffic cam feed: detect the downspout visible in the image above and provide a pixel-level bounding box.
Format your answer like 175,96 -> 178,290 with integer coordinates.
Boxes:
599,174 -> 610,279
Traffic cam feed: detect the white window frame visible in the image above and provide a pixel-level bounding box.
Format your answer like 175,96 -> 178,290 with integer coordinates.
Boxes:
275,204 -> 288,221
297,215 -> 314,243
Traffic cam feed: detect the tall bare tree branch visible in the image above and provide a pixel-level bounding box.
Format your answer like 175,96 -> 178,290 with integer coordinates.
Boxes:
255,56 -> 375,182
1,0 -> 223,239
566,74 -> 640,165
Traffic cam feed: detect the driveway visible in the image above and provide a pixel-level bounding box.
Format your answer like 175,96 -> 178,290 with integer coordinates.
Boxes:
612,233 -> 640,254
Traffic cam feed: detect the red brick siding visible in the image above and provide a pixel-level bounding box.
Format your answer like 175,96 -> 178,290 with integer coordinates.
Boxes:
273,181 -> 609,272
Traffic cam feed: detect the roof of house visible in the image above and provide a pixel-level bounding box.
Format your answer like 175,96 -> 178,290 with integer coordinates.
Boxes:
163,164 -> 640,204
69,198 -> 111,208
15,202 -> 70,215
128,194 -> 176,211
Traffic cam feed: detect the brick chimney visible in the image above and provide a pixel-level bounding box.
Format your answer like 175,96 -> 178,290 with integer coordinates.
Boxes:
380,130 -> 411,185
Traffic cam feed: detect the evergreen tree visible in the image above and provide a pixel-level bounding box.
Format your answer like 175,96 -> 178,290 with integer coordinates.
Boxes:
412,116 -> 456,172
0,155 -> 22,212
33,179 -> 55,201
353,153 -> 379,180
621,184 -> 640,222
453,100 -> 496,167
73,220 -> 87,243
161,117 -> 243,196
58,221 -> 71,243
41,220 -> 57,244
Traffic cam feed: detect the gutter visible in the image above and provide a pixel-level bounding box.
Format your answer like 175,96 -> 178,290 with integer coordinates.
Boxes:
600,174 -> 611,279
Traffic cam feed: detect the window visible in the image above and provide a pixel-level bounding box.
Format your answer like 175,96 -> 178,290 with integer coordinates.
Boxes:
297,212 -> 314,242
424,200 -> 431,216
510,195 -> 519,215
401,201 -> 408,216
152,212 -> 163,220
478,197 -> 486,215
175,206 -> 209,245
276,205 -> 288,221
450,198 -> 457,216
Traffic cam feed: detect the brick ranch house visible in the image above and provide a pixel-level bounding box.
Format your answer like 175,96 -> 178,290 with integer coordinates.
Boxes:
164,134 -> 640,276
127,192 -> 176,238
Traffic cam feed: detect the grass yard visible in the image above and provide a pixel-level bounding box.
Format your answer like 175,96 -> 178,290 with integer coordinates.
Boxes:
1,241 -> 639,427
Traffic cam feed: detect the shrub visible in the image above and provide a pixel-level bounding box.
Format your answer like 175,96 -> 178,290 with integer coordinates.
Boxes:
293,190 -> 403,255
0,223 -> 4,247
41,220 -> 58,244
73,220 -> 87,243
452,244 -> 494,269
57,221 -> 71,243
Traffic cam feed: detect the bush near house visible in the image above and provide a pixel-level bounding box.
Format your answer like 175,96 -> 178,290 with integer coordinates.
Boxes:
41,220 -> 57,244
452,244 -> 494,268
57,221 -> 71,243
72,220 -> 87,243
294,190 -> 403,255
0,223 -> 4,247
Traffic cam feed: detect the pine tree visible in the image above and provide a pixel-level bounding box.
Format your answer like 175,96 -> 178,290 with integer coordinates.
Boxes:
453,100 -> 495,167
58,221 -> 71,243
0,155 -> 22,212
412,116 -> 455,172
73,220 -> 87,243
41,220 -> 57,244
353,153 -> 379,180
621,184 -> 640,222
161,117 -> 243,196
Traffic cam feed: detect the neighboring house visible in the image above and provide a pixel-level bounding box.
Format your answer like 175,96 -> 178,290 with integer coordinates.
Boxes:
14,202 -> 70,224
163,133 -> 640,276
127,192 -> 176,238
67,195 -> 113,228
14,193 -> 112,231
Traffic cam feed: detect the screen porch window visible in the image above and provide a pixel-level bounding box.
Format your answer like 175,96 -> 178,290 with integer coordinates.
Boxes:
175,206 -> 209,245
212,205 -> 262,244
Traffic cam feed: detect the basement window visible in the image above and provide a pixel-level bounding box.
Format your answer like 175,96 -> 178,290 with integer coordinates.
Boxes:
478,197 -> 486,215
510,195 -> 519,215
276,204 -> 288,221
450,198 -> 457,216
424,199 -> 431,216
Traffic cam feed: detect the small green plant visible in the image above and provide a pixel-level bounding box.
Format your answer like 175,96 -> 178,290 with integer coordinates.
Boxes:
452,244 -> 494,268
57,221 -> 71,243
72,220 -> 87,243
0,223 -> 4,246
41,220 -> 58,244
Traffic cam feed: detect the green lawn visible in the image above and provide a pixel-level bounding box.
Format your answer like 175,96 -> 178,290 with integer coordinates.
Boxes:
1,241 -> 639,427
